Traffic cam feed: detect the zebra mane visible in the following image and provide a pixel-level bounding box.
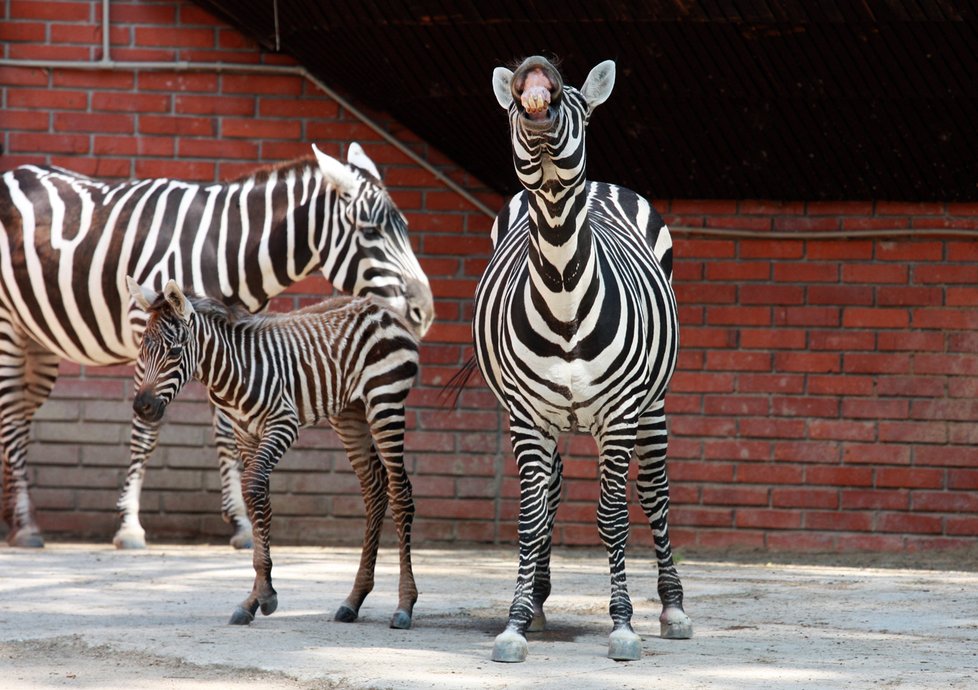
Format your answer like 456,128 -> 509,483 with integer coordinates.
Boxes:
148,292 -> 250,324
228,156 -> 318,184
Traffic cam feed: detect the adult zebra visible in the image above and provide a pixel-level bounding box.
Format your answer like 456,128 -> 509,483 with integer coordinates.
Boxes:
473,56 -> 691,662
0,143 -> 433,548
129,281 -> 421,629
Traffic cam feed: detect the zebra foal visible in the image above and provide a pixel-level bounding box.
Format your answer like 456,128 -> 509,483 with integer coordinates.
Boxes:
128,277 -> 420,629
474,56 -> 691,662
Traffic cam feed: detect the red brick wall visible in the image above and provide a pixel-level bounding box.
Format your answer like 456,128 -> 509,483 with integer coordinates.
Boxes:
2,0 -> 976,552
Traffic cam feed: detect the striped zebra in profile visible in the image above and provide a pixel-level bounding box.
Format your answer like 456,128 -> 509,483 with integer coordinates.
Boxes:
0,144 -> 433,548
128,278 -> 420,629
473,56 -> 691,662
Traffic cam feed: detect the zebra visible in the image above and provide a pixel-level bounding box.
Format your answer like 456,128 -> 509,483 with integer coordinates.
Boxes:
473,56 -> 691,662
128,278 -> 420,629
0,143 -> 434,549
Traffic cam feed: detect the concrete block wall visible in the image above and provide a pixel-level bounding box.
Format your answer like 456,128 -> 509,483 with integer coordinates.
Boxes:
2,0 -> 976,552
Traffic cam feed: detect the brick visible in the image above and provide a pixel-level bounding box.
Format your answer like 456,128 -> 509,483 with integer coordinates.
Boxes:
877,468 -> 945,489
809,419 -> 875,442
877,331 -> 942,352
705,261 -> 771,281
771,396 -> 839,418
739,285 -> 804,305
842,263 -> 908,284
739,418 -> 806,439
10,0 -> 91,21
735,509 -> 801,530
806,465 -> 874,487
221,118 -> 302,139
914,265 -> 978,284
809,286 -> 874,306
223,74 -> 304,95
705,351 -> 771,372
774,306 -> 840,327
771,488 -> 839,509
806,240 -> 874,260
808,330 -> 875,351
176,95 -> 255,116
702,439 -> 770,460
948,469 -> 978,490
739,240 -> 804,259
737,464 -> 803,484
807,375 -> 874,396
804,511 -> 873,532
877,286 -> 942,306
134,159 -> 215,181
944,517 -> 978,536
139,115 -> 215,137
54,112 -> 134,134
135,26 -> 215,48
773,262 -> 839,283
8,132 -> 90,155
876,241 -> 943,261
844,353 -> 911,374
841,399 -> 909,419
139,72 -> 219,92
8,88 -> 88,110
52,70 -> 134,89
91,92 -> 171,113
259,98 -> 340,119
774,352 -> 840,373
877,513 -> 942,535
773,441 -> 840,463
878,422 -> 945,444
915,446 -> 978,468
840,489 -> 910,511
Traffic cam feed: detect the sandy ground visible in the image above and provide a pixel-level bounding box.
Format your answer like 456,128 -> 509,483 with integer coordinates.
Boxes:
1,543 -> 977,689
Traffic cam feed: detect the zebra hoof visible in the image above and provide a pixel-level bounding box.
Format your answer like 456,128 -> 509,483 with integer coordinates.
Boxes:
112,527 -> 147,550
527,609 -> 547,633
608,628 -> 642,661
491,630 -> 528,663
229,530 -> 253,550
660,607 -> 693,639
334,605 -> 359,623
259,595 -> 278,616
390,609 -> 412,630
8,528 -> 44,548
228,607 -> 255,625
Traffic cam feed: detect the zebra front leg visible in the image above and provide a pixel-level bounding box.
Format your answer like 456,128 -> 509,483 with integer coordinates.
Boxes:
228,432 -> 291,626
213,409 -> 253,549
595,424 -> 644,661
636,404 -> 692,640
330,407 -> 388,624
527,450 -> 562,633
492,421 -> 558,663
113,415 -> 162,548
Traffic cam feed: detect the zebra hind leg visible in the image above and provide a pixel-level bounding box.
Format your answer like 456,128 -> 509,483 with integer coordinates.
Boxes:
636,405 -> 692,640
330,407 -> 389,624
214,409 -> 253,549
0,335 -> 59,547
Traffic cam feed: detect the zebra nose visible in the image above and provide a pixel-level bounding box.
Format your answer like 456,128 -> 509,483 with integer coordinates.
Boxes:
133,390 -> 165,422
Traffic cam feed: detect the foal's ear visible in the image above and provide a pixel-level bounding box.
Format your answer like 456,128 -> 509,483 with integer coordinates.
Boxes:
127,276 -> 156,310
162,280 -> 194,323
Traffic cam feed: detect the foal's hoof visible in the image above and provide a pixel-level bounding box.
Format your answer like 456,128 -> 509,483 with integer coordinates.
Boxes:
491,630 -> 528,663
260,595 -> 278,616
608,628 -> 642,661
660,606 -> 693,639
8,528 -> 44,548
112,527 -> 146,550
334,605 -> 358,623
390,609 -> 412,630
229,607 -> 255,625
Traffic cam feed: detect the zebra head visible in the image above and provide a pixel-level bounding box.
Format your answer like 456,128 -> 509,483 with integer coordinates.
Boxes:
313,144 -> 434,339
127,277 -> 198,424
492,56 -> 616,191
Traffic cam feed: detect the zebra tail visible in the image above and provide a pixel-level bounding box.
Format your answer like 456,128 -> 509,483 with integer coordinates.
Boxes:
437,355 -> 479,409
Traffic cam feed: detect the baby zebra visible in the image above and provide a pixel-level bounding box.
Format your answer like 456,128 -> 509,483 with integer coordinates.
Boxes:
127,277 -> 420,629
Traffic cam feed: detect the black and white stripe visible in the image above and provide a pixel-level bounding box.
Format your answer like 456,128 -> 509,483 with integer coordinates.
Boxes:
130,280 -> 420,629
474,56 -> 691,662
0,143 -> 433,548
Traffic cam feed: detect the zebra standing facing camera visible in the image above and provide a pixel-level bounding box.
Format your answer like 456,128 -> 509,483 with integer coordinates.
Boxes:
129,278 -> 421,629
473,55 -> 691,662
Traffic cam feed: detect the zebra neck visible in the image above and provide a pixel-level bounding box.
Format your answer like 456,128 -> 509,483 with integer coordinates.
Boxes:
525,183 -> 597,322
192,317 -> 250,408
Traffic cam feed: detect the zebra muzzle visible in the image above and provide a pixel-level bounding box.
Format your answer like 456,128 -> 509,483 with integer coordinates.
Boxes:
133,390 -> 166,423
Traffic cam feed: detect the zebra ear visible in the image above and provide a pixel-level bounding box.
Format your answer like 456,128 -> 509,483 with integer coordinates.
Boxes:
127,276 -> 156,311
162,280 -> 194,323
347,142 -> 382,181
312,143 -> 359,197
581,59 -> 616,110
492,66 -> 515,109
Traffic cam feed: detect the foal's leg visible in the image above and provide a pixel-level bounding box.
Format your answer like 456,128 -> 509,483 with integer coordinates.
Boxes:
636,402 -> 692,639
492,410 -> 558,663
228,425 -> 295,625
329,404 -> 389,624
595,418 -> 643,661
366,398 -> 417,630
213,409 -> 253,549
